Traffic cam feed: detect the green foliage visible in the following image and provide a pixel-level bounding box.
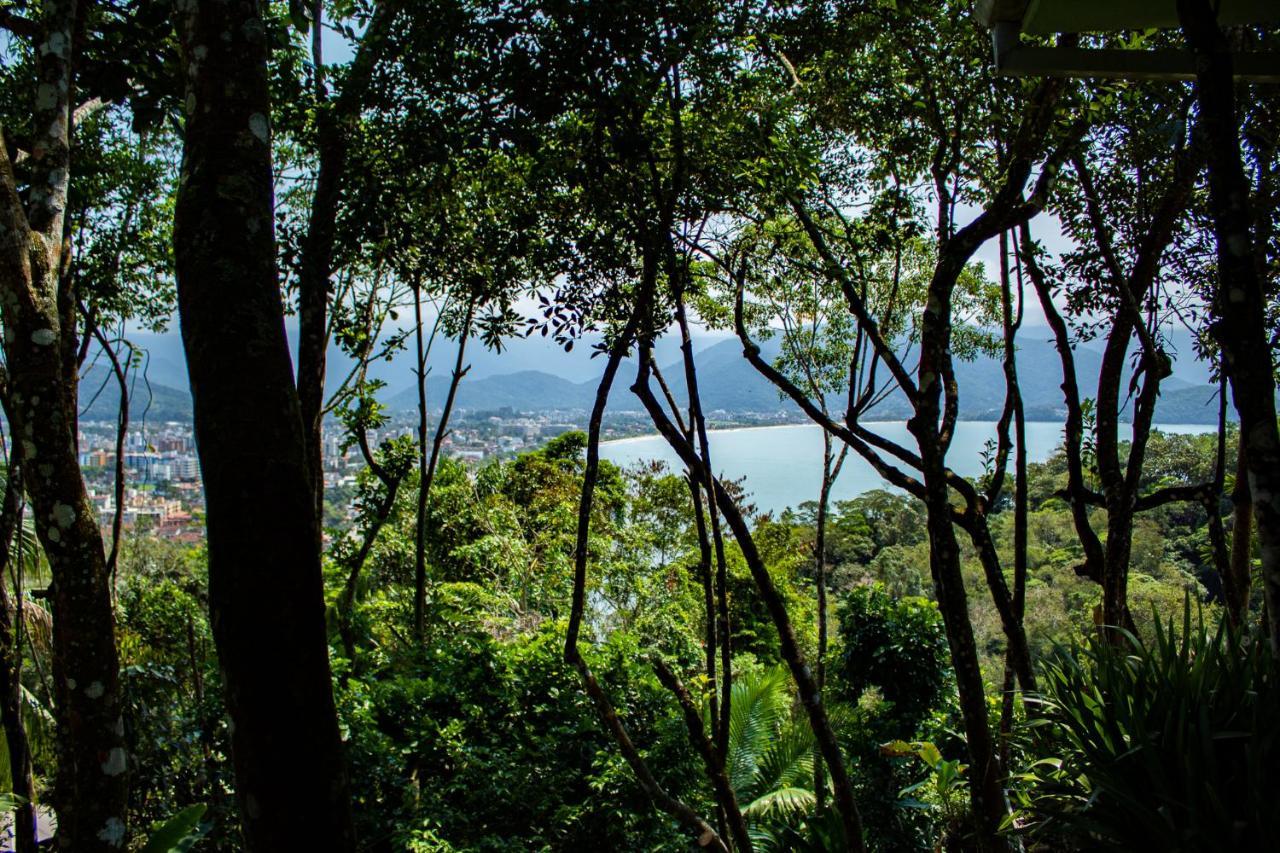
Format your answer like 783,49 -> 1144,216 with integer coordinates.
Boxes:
724,667 -> 816,845
829,583 -> 959,851
1010,607 -> 1280,850
340,619 -> 696,851
114,538 -> 234,849
731,518 -> 815,659
833,585 -> 950,730
884,740 -> 971,839
140,804 -> 209,853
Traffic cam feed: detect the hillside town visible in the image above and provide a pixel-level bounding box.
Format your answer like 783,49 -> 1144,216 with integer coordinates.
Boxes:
74,405 -> 757,540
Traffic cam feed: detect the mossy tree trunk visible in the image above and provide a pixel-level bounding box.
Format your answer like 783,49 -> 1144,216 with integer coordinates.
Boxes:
0,0 -> 129,846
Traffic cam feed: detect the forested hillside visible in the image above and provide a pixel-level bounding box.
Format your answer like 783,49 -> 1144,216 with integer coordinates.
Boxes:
0,2 -> 1275,852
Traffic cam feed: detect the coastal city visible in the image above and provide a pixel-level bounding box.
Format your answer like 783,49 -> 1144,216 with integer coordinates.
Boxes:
75,406 -> 797,543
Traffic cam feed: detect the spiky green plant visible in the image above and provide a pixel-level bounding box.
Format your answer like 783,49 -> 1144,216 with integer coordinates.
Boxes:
1010,603 -> 1279,850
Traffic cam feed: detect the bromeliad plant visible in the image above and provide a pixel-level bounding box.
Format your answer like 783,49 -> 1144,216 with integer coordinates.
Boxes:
1009,604 -> 1279,850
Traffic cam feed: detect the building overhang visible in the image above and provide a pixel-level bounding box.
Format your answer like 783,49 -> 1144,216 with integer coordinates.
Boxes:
975,0 -> 1280,82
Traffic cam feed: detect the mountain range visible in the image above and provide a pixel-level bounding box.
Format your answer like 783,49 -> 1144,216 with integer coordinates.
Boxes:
78,324 -> 1234,425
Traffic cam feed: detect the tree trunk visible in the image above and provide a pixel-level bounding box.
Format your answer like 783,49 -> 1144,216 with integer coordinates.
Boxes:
649,358 -> 723,753
415,300 -> 474,624
0,0 -> 130,845
813,434 -> 839,813
1228,435 -> 1253,624
337,425 -> 404,666
412,284 -> 430,637
1179,0 -> 1280,654
564,303 -> 728,853
912,434 -> 1006,850
1094,316 -> 1136,636
674,297 -> 733,761
172,2 -> 355,848
296,1 -> 394,528
1,212 -> 127,853
635,355 -> 867,852
915,256 -> 1007,850
0,443 -> 37,853
653,659 -> 753,853
998,231 -> 1029,772
87,321 -> 128,583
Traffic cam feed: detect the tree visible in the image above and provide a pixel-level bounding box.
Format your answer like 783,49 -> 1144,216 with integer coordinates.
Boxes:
171,1 -> 353,847
1023,72 -> 1213,638
717,4 -> 1101,843
1178,0 -> 1280,653
0,1 -> 130,844
287,0 -> 396,528
499,3 -> 870,844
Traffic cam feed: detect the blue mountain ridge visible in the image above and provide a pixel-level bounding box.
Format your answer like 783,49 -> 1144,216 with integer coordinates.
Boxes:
79,326 -> 1233,425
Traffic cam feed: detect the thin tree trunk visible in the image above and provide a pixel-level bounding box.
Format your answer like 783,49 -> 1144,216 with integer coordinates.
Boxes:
564,302 -> 728,853
0,438 -> 36,853
338,423 -> 405,665
813,434 -> 844,813
87,321 -> 128,584
412,298 -> 473,630
1018,225 -> 1107,582
652,357 -> 725,791
296,1 -> 393,527
1228,434 -> 1253,623
1205,381 -> 1237,625
917,241 -> 1009,850
411,293 -> 471,637
183,612 -> 220,814
1179,0 -> 1280,654
172,2 -> 355,848
653,659 -> 753,853
413,283 -> 430,638
674,297 -> 732,762
997,230 -> 1028,771
688,475 -> 719,741
635,348 -> 867,852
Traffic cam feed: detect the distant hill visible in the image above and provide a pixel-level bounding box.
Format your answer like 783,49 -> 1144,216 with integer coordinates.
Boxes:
386,334 -> 1232,425
78,366 -> 193,424
388,369 -> 595,413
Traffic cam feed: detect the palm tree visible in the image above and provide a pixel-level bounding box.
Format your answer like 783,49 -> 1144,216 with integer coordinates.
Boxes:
724,666 -> 820,849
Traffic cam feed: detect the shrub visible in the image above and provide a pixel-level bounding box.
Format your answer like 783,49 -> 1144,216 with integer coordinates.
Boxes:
1010,607 -> 1279,850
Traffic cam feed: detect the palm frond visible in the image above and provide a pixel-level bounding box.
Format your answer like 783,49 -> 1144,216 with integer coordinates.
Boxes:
727,666 -> 792,797
742,786 -> 817,821
756,715 -> 815,793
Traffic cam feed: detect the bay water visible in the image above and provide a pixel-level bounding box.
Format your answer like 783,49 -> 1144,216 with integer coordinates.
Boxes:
600,421 -> 1216,516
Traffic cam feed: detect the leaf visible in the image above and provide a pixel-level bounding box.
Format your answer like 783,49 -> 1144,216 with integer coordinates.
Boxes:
741,786 -> 816,820
140,804 -> 208,853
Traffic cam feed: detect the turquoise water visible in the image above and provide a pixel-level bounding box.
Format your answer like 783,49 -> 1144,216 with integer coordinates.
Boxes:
600,421 -> 1216,516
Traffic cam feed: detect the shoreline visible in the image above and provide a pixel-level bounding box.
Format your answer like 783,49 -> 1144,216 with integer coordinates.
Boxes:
601,419 -> 1219,447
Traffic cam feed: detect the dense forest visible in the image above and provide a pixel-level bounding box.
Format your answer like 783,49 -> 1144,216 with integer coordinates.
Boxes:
0,0 -> 1276,851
